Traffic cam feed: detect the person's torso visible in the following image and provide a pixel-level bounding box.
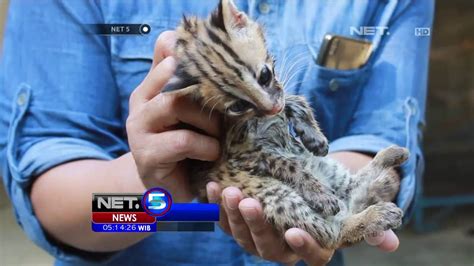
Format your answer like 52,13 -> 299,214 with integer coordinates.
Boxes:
104,0 -> 397,141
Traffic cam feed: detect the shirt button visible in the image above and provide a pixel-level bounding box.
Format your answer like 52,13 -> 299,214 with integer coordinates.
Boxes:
17,92 -> 27,106
259,2 -> 270,14
329,79 -> 339,92
407,100 -> 417,115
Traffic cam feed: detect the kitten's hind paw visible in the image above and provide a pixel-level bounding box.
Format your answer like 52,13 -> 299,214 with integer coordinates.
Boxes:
373,145 -> 409,168
365,202 -> 403,234
339,202 -> 403,246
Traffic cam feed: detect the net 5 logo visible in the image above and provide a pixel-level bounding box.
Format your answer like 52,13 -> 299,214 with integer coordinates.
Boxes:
141,187 -> 173,217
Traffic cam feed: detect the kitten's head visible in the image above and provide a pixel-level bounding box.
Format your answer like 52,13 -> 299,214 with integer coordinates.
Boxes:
163,0 -> 284,117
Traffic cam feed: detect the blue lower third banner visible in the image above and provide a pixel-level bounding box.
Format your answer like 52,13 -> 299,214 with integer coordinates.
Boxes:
92,190 -> 219,232
157,203 -> 219,222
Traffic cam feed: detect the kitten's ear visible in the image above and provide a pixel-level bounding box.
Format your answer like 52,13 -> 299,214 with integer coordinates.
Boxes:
210,0 -> 247,32
162,81 -> 200,97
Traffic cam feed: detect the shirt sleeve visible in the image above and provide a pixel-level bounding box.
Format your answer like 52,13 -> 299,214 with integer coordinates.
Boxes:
328,0 -> 434,219
0,1 -> 128,262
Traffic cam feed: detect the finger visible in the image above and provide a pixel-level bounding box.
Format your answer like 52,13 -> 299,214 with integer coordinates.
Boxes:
365,230 -> 399,252
222,187 -> 257,254
131,56 -> 176,106
152,30 -> 177,68
285,228 -> 334,266
206,182 -> 231,234
239,198 -> 298,263
146,129 -> 220,163
140,93 -> 221,137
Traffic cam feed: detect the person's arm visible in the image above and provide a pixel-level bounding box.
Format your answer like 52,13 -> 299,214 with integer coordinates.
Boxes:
1,2 -> 219,259
31,155 -> 148,252
30,32 -> 220,252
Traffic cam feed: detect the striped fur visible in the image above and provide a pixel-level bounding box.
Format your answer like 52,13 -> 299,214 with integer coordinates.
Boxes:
163,0 -> 283,116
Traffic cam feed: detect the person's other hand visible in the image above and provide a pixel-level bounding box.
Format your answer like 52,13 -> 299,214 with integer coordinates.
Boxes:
207,183 -> 399,265
207,182 -> 334,266
127,31 -> 221,202
364,229 -> 399,252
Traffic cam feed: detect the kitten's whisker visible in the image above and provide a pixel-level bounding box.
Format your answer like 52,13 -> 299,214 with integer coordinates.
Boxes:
282,67 -> 307,90
208,97 -> 221,121
280,53 -> 307,80
280,56 -> 309,86
285,81 -> 306,91
285,58 -> 307,81
283,66 -> 308,88
277,51 -> 292,80
201,95 -> 219,114
277,51 -> 307,82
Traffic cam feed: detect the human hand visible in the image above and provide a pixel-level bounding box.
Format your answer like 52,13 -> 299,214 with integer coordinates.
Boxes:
207,183 -> 399,265
206,182 -> 334,266
127,31 -> 221,201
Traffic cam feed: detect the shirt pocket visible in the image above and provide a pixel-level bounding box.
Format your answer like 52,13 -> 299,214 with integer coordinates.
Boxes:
280,43 -> 371,141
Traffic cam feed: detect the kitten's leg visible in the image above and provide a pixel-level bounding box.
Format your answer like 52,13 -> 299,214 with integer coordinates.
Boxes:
255,153 -> 341,216
347,146 -> 409,213
366,169 -> 400,203
284,95 -> 328,156
339,202 -> 403,246
356,145 -> 409,185
208,168 -> 341,248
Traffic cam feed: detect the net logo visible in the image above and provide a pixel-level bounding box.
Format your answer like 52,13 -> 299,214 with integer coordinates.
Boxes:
91,187 -> 219,233
142,187 -> 173,217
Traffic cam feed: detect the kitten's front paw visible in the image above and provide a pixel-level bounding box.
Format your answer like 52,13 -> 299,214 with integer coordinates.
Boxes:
305,191 -> 341,217
300,131 -> 329,157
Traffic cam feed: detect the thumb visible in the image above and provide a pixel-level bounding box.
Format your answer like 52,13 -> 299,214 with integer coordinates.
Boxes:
365,230 -> 399,252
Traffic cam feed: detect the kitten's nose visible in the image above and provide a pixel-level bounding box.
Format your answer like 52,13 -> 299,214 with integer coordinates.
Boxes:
264,102 -> 284,115
263,86 -> 284,115
269,104 -> 283,115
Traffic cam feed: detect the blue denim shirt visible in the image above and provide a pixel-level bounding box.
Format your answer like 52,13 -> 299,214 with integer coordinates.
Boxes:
0,0 -> 433,265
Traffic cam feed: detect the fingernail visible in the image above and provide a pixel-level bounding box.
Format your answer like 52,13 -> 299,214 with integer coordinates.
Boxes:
225,195 -> 238,210
206,184 -> 216,202
291,232 -> 305,248
240,207 -> 257,221
365,231 -> 385,246
162,56 -> 176,69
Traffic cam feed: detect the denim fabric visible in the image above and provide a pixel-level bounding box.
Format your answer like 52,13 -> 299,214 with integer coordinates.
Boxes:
0,0 -> 433,265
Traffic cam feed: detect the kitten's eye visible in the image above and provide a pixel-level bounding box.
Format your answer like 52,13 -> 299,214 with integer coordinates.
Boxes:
228,100 -> 253,115
258,66 -> 272,87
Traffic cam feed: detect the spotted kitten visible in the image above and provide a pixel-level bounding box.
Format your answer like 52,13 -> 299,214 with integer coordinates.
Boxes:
162,0 -> 408,249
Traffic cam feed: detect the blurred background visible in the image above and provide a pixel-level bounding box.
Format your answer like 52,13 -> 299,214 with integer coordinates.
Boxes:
0,0 -> 473,265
